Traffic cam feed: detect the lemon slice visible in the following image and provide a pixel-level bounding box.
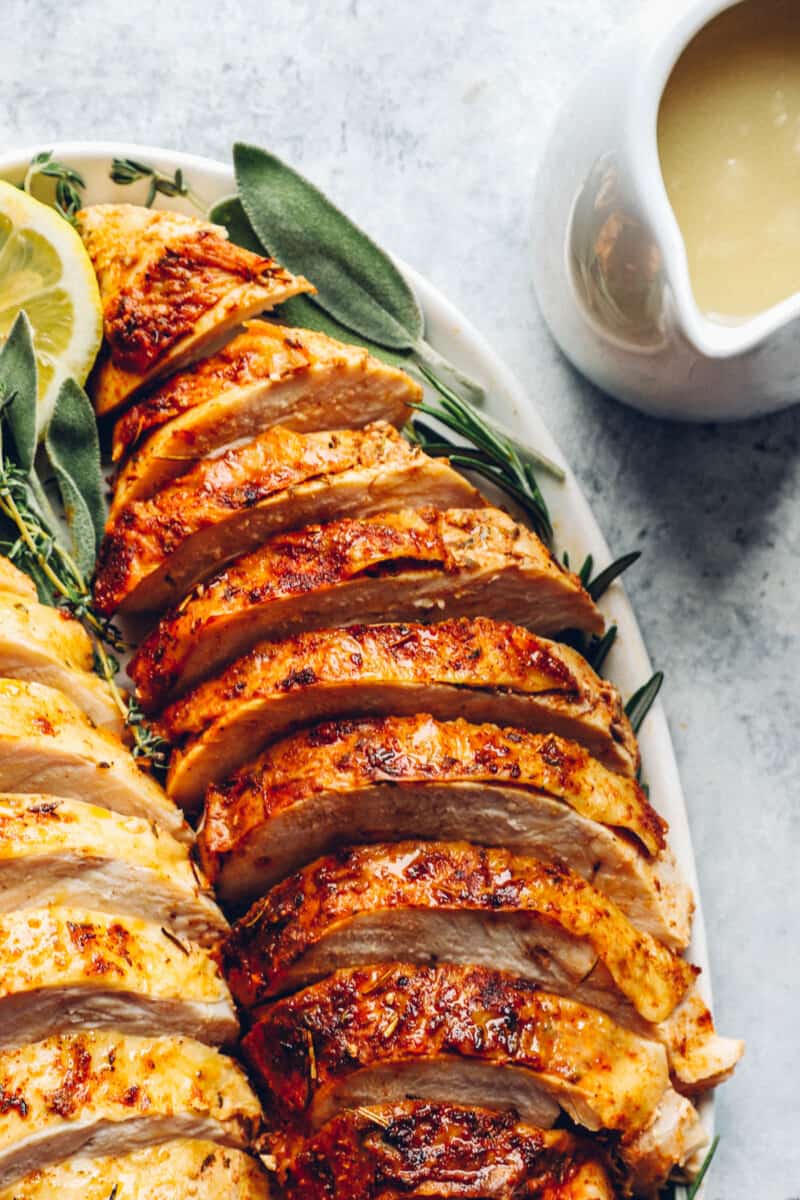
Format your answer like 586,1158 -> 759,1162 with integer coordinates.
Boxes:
0,179 -> 102,430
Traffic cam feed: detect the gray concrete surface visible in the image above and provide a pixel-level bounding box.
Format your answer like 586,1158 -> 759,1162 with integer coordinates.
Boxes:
1,1 -> 796,1193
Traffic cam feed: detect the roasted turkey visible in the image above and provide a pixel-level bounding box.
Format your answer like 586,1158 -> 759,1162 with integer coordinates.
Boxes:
0,1031 -> 261,1188
110,319 -> 420,511
0,679 -> 188,842
0,907 -> 238,1049
0,585 -> 122,734
95,423 -> 482,616
197,714 -> 689,947
242,962 -> 707,1193
225,841 -> 740,1090
77,204 -> 312,415
0,794 -> 225,945
130,507 -> 603,710
162,617 -> 638,811
274,1103 -> 618,1200
0,1140 -> 270,1200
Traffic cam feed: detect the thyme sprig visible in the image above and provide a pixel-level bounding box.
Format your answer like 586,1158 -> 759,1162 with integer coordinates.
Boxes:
0,459 -> 168,769
0,315 -> 168,771
110,158 -> 205,212
22,151 -> 85,225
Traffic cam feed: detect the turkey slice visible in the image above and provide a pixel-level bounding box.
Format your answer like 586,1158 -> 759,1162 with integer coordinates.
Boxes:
131,507 -> 603,711
163,617 -> 638,812
94,423 -> 482,617
0,587 -> 122,734
0,907 -> 238,1049
77,204 -> 312,416
0,794 -> 225,946
227,841 -> 739,1090
272,1103 -> 617,1200
242,963 -> 706,1191
0,1031 -> 261,1189
110,319 -> 420,511
0,1139 -> 270,1200
0,680 -> 188,842
198,714 -> 689,948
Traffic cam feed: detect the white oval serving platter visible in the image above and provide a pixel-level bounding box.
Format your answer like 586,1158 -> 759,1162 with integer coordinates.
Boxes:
0,142 -> 714,1147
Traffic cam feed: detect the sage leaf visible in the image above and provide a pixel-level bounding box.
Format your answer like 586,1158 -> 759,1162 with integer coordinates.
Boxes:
210,193 -> 413,368
45,378 -> 106,574
234,142 -> 422,350
0,312 -> 37,472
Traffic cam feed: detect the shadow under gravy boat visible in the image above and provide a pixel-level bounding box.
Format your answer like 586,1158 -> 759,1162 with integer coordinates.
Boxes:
533,0 -> 800,422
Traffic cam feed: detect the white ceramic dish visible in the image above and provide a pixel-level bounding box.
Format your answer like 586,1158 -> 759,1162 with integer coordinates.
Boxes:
0,141 -> 715,1150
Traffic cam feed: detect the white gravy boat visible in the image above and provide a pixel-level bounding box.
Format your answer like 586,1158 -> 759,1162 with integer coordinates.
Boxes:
533,0 -> 800,421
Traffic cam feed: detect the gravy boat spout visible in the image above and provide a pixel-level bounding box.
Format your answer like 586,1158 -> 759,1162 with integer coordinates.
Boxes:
532,0 -> 800,422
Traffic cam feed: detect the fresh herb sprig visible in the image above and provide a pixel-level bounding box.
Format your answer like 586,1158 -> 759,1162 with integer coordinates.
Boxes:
22,152 -> 85,225
0,313 -> 168,770
110,157 -> 205,212
664,1136 -> 720,1200
625,671 -> 665,735
408,364 -> 555,543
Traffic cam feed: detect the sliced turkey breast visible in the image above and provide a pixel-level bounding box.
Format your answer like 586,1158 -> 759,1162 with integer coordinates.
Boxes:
131,507 -> 603,710
0,588 -> 122,734
110,320 -> 420,511
0,907 -> 238,1049
163,618 -> 638,812
0,558 -> 37,601
198,714 -> 689,948
226,842 -> 738,1090
0,1139 -> 270,1200
94,423 -> 482,617
274,1104 -> 618,1200
0,794 -> 224,945
242,963 -> 706,1190
227,842 -> 693,1020
0,680 -> 189,842
77,204 -> 312,417
0,1031 -> 261,1188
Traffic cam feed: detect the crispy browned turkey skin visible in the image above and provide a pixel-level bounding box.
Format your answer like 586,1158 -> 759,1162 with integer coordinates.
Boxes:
224,841 -> 694,1023
109,320 -> 420,511
242,962 -> 706,1191
77,205 -> 312,416
162,617 -> 639,811
275,1103 -> 620,1199
94,424 -> 482,617
130,507 -> 602,710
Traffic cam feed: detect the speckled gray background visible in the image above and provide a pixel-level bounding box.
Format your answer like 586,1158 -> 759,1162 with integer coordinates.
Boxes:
1,0 -> 797,1193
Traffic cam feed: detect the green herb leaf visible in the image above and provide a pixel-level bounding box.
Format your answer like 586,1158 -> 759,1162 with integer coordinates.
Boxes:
625,671 -> 664,734
109,158 -> 205,212
234,142 -> 422,351
22,152 -> 85,225
410,364 -> 554,542
587,551 -> 641,601
210,193 -> 414,368
586,624 -> 618,673
686,1136 -> 719,1200
45,379 -> 106,574
0,312 -> 37,470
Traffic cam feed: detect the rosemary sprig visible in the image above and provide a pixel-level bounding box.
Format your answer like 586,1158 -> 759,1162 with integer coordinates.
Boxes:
409,364 -> 554,543
664,1136 -> 720,1200
22,151 -> 85,225
625,671 -> 664,734
110,158 -> 205,212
